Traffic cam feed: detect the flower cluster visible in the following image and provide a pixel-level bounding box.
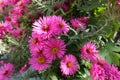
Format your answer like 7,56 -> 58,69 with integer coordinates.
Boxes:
81,42 -> 120,80
29,15 -> 79,76
0,0 -> 30,39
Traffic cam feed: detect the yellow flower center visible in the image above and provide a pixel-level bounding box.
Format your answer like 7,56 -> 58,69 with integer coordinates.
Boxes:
51,47 -> 58,54
67,61 -> 73,68
59,22 -> 64,28
3,70 -> 8,75
37,57 -> 46,64
33,38 -> 38,44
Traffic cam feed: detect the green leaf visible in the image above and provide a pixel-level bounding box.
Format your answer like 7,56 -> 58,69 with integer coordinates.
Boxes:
50,75 -> 58,80
99,43 -> 120,66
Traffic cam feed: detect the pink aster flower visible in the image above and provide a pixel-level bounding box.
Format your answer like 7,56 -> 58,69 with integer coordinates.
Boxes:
70,17 -> 88,30
0,63 -> 14,80
10,16 -> 20,27
29,32 -> 46,51
80,41 -> 99,62
29,54 -> 52,71
9,6 -> 23,18
43,38 -> 66,60
10,28 -> 25,38
30,45 -> 44,58
60,54 -> 78,76
32,16 -> 56,38
104,64 -> 120,80
53,16 -> 69,35
90,63 -> 105,80
2,21 -> 13,33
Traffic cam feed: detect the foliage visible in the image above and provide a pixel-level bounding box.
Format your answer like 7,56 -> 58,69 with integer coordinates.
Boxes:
0,0 -> 120,80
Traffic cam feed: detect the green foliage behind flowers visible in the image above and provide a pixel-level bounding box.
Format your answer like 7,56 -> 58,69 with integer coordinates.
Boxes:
0,0 -> 120,80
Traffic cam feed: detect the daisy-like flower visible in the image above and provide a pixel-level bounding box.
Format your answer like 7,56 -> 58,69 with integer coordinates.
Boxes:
70,17 -> 88,30
9,6 -> 23,18
29,54 -> 52,71
0,63 -> 14,80
80,41 -> 99,62
29,32 -> 46,51
10,28 -> 25,38
32,16 -> 56,38
43,38 -> 66,60
104,64 -> 120,80
90,63 -> 105,80
53,16 -> 69,35
30,45 -> 44,58
60,54 -> 78,76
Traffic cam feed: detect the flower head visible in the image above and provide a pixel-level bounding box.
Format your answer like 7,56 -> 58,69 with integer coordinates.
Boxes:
53,16 -> 69,35
0,63 -> 14,80
104,64 -> 120,80
10,28 -> 25,38
29,32 -> 46,51
80,41 -> 99,62
43,38 -> 66,60
60,54 -> 78,76
29,54 -> 52,71
90,63 -> 105,80
32,16 -> 56,38
70,17 -> 88,30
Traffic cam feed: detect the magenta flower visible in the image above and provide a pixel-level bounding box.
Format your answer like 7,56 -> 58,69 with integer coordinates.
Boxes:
70,17 -> 88,30
60,54 -> 78,76
43,38 -> 66,60
90,63 -> 105,80
29,32 -> 46,51
9,6 -> 23,18
104,64 -> 120,80
53,16 -> 69,35
80,41 -> 99,62
30,45 -> 44,58
32,16 -> 56,38
10,28 -> 25,38
0,63 -> 14,80
29,54 -> 52,71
